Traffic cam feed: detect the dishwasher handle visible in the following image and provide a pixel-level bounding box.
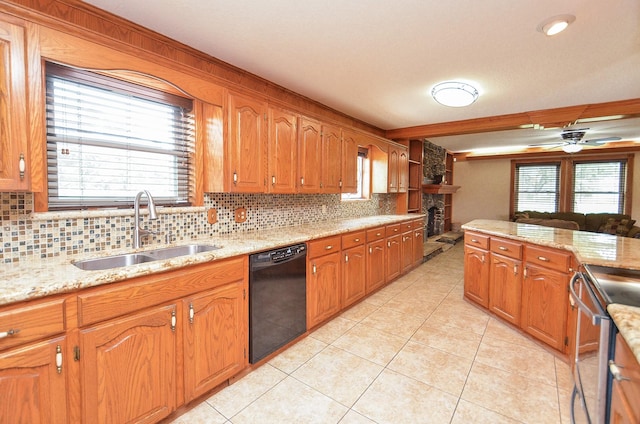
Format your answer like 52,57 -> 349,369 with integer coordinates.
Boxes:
569,272 -> 606,326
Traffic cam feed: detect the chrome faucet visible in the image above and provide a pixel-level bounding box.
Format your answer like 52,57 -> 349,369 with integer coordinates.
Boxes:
133,190 -> 158,248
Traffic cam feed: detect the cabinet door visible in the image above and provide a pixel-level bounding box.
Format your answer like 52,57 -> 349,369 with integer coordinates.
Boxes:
401,230 -> 414,274
398,148 -> 409,193
183,280 -> 247,402
386,234 -> 402,282
413,227 -> 424,266
388,147 -> 399,192
0,336 -> 68,423
268,107 -> 297,193
341,130 -> 358,193
322,124 -> 342,193
307,252 -> 341,328
366,239 -> 386,293
343,245 -> 366,308
80,304 -> 177,424
464,245 -> 490,307
489,254 -> 522,326
298,117 -> 322,193
228,92 -> 266,192
521,264 -> 568,351
0,18 -> 29,190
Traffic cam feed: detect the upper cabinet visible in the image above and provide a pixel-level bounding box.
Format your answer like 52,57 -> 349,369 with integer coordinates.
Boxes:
371,141 -> 408,194
227,91 -> 267,192
321,123 -> 342,193
341,129 -> 359,193
0,16 -> 29,191
268,106 -> 298,193
298,116 -> 323,193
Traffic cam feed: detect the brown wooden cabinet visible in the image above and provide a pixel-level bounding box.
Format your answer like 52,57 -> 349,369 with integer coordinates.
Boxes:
79,303 -> 177,424
386,235 -> 402,283
342,231 -> 367,308
267,106 -> 298,193
403,140 -> 424,214
341,129 -> 359,193
398,148 -> 409,193
0,335 -> 69,423
609,333 -> 640,424
0,15 -> 29,190
521,245 -> 572,351
401,223 -> 414,274
366,227 -> 386,293
298,116 -> 323,193
488,238 -> 523,326
307,236 -> 342,328
321,124 -> 342,193
183,280 -> 246,402
412,220 -> 425,266
227,91 -> 267,192
463,232 -> 490,308
387,145 -> 408,193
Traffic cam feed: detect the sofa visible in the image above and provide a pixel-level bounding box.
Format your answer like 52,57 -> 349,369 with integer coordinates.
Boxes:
513,211 -> 640,238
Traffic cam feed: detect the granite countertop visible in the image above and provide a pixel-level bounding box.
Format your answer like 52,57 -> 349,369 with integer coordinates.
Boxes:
0,214 -> 422,307
462,219 -> 640,270
608,304 -> 640,364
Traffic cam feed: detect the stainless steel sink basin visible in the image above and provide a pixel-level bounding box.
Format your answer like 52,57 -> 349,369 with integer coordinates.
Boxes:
72,244 -> 222,270
145,244 -> 222,260
73,253 -> 156,271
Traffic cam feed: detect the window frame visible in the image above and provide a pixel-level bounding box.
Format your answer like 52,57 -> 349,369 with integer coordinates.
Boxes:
510,154 -> 634,218
44,62 -> 195,211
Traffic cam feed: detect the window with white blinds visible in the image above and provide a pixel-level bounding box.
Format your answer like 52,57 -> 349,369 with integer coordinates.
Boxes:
514,163 -> 560,212
573,160 -> 627,214
46,63 -> 194,210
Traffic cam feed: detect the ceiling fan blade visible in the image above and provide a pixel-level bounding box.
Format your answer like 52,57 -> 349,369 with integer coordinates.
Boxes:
528,141 -> 565,147
583,136 -> 622,145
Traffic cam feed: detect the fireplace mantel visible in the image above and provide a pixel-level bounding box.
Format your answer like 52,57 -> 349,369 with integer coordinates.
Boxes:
422,184 -> 460,194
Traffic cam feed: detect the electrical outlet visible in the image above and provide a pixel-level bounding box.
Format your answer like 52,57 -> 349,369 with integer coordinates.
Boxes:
207,208 -> 218,224
234,207 -> 247,223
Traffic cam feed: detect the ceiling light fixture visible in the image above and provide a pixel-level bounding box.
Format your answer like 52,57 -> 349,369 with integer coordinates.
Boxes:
537,14 -> 576,36
431,81 -> 479,107
562,143 -> 583,154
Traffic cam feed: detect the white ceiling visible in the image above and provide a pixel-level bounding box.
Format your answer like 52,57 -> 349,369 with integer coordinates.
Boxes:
82,0 -> 640,152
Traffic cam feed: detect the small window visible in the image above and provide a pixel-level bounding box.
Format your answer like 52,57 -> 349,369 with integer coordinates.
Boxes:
45,63 -> 194,210
514,163 -> 560,212
573,160 -> 627,214
342,148 -> 370,200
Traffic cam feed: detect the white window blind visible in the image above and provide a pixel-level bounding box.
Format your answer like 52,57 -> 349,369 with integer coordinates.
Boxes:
514,163 -> 560,212
46,63 -> 194,210
573,160 -> 626,214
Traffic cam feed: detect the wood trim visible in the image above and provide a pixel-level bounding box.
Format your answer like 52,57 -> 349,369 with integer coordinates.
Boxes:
386,98 -> 640,140
454,143 -> 640,162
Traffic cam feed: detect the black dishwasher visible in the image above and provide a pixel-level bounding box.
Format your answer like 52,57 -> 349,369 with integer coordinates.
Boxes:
249,243 -> 307,363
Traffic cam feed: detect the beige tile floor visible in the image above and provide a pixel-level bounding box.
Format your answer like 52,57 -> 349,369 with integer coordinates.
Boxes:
168,243 -> 576,424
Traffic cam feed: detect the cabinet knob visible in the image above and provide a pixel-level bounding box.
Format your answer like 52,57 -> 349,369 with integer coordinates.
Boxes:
0,329 -> 20,339
325,245 -> 333,250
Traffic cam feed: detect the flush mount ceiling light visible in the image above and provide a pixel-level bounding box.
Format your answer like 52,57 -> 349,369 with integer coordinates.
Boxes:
431,81 -> 479,107
562,142 -> 583,154
537,14 -> 576,36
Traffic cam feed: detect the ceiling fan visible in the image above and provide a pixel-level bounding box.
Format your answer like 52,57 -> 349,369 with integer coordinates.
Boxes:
529,128 -> 622,153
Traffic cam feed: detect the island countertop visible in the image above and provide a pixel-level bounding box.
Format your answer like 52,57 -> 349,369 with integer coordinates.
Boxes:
461,219 -> 640,270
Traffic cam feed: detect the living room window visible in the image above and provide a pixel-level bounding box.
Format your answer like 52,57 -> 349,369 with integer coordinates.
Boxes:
511,155 -> 633,217
45,63 -> 194,210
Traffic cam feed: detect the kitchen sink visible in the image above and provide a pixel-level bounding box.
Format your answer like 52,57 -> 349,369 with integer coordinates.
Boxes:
72,244 -> 222,270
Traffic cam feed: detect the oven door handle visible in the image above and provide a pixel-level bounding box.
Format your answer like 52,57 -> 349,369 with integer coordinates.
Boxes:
569,272 -> 605,326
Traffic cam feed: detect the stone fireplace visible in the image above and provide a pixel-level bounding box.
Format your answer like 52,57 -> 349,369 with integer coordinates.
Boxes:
422,140 -> 447,236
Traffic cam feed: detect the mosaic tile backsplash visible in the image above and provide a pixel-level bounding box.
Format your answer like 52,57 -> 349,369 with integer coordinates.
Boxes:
1,192 -> 396,263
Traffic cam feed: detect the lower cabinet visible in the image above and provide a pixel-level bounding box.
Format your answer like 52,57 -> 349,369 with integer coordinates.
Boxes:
401,229 -> 414,274
412,222 -> 424,267
80,304 -> 177,424
342,244 -> 367,308
463,244 -> 490,308
386,233 -> 402,282
183,280 -> 246,402
307,236 -> 342,329
0,335 -> 69,423
609,333 -> 640,424
489,254 -> 522,326
366,227 -> 386,294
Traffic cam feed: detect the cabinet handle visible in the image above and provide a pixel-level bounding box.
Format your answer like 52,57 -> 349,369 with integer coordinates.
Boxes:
514,265 -> 518,276
19,153 -> 26,180
499,246 -> 508,251
387,241 -> 391,248
189,303 -> 194,324
369,247 -> 373,254
524,267 -> 528,278
233,171 -> 238,185
312,264 -> 317,274
56,345 -> 63,374
320,182 -> 323,189
325,245 -> 333,250
0,329 -> 20,339
537,256 -> 549,262
354,238 -> 360,242
339,179 -> 343,188
471,238 -> 479,243
170,310 -> 177,332
481,254 -> 485,264
376,232 -> 382,237
300,177 -> 304,186
272,175 -> 276,186
345,254 -> 349,263
609,361 -> 631,382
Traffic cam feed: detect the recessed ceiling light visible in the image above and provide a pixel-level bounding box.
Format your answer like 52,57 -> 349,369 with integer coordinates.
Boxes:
431,81 -> 479,107
537,14 -> 576,36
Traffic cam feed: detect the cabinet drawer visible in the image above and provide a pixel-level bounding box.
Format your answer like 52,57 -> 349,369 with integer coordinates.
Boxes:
341,231 -> 365,249
366,227 -> 386,242
490,237 -> 522,260
308,235 -> 341,259
464,232 -> 489,250
400,221 -> 413,232
412,219 -> 424,230
386,223 -> 402,237
525,245 -> 572,273
0,297 -> 66,351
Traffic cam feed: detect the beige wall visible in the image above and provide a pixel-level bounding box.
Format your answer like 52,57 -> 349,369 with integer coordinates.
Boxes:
452,153 -> 640,227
